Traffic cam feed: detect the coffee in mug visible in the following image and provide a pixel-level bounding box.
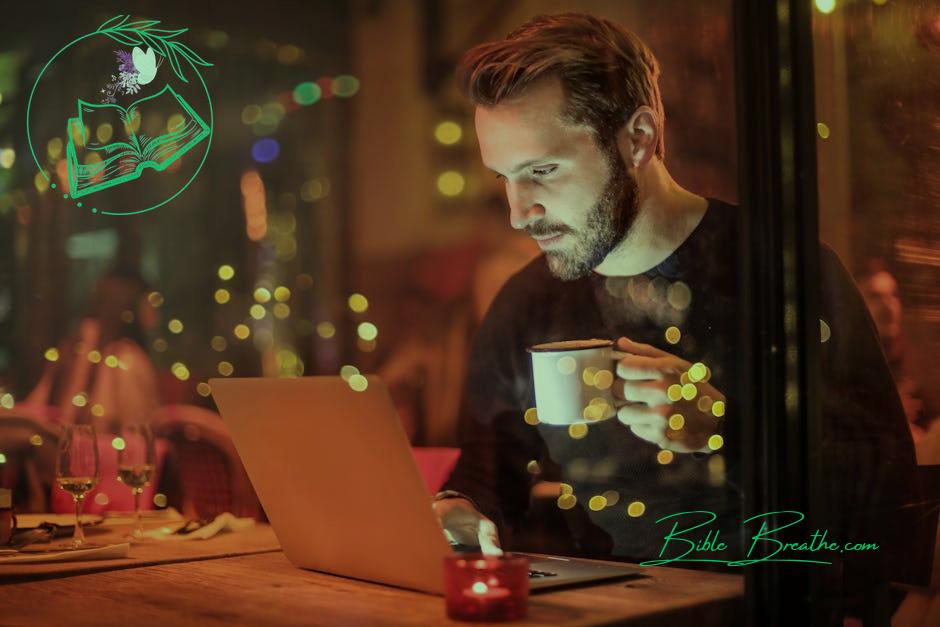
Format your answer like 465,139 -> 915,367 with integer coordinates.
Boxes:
528,339 -> 621,425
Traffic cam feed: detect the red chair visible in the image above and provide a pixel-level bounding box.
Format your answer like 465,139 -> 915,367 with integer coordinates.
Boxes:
149,405 -> 260,520
0,415 -> 58,512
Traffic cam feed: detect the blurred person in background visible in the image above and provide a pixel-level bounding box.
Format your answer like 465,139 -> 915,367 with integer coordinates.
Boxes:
858,262 -> 939,443
18,269 -> 161,430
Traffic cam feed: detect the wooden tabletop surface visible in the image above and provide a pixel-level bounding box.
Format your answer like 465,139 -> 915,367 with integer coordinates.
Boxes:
0,523 -> 743,626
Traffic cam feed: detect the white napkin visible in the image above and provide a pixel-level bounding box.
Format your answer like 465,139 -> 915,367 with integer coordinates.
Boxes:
0,543 -> 129,564
141,512 -> 254,541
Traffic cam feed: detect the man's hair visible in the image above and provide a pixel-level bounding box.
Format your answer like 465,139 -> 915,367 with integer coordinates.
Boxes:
457,12 -> 666,159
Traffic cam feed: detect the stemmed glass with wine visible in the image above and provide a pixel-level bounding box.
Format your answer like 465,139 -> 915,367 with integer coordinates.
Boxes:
55,424 -> 100,548
116,422 -> 156,540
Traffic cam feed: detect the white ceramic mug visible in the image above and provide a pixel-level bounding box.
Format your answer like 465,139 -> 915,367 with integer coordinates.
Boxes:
528,339 -> 620,425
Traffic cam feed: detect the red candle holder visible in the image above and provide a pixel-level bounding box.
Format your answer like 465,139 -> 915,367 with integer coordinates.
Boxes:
443,553 -> 529,622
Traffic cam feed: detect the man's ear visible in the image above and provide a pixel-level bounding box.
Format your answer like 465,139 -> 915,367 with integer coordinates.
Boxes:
617,106 -> 659,169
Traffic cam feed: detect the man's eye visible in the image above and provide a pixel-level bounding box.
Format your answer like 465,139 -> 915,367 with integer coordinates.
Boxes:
532,166 -> 557,177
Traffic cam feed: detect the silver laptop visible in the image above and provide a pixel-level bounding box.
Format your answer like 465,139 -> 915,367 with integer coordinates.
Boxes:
210,376 -> 641,594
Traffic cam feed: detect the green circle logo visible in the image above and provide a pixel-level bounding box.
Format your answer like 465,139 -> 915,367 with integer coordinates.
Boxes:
26,15 -> 214,216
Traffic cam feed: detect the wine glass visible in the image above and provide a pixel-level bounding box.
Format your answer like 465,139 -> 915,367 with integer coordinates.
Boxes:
55,424 -> 100,548
116,423 -> 155,539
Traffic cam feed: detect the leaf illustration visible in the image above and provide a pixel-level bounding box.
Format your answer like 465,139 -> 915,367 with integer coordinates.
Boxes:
171,42 -> 213,67
138,31 -> 169,58
124,20 -> 161,30
147,28 -> 189,39
102,31 -> 143,47
166,47 -> 187,83
97,15 -> 130,32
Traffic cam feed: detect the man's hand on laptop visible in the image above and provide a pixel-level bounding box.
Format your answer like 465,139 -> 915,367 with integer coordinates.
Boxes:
433,496 -> 502,556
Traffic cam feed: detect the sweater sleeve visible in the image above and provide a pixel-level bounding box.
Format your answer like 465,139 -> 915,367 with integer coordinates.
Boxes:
442,273 -> 545,536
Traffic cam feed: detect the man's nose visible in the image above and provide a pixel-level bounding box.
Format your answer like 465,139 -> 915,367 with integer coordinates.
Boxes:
507,185 -> 545,230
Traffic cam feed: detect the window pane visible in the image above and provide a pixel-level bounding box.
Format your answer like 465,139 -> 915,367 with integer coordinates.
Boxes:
813,0 -> 939,620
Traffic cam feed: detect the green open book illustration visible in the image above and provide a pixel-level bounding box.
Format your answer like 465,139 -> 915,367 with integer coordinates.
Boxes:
66,84 -> 209,198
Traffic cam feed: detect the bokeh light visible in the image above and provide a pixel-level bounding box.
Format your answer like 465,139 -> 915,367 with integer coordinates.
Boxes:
348,374 -> 368,392
0,148 -> 15,169
292,82 -> 322,106
234,324 -> 251,340
556,356 -> 577,375
668,414 -> 685,430
218,265 -> 235,280
815,0 -> 836,14
317,322 -> 336,339
348,293 -> 369,313
214,289 -> 231,304
568,423 -> 588,439
96,123 -> 113,143
357,322 -> 378,341
434,121 -> 462,145
171,362 -> 190,381
242,105 -> 261,125
168,319 -> 184,334
332,75 -> 360,98
436,171 -> 465,196
254,287 -> 272,303
252,138 -> 280,164
665,326 -> 681,345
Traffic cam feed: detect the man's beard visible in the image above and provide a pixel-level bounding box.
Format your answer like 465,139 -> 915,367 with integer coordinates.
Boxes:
534,149 -> 639,281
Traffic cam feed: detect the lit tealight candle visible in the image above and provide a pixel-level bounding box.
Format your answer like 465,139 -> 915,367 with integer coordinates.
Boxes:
444,554 -> 528,622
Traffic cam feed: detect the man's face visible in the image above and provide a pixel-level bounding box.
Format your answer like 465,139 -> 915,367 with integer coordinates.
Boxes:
475,77 -> 638,281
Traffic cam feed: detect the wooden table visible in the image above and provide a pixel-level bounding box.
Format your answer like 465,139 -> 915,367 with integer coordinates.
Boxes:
0,524 -> 743,625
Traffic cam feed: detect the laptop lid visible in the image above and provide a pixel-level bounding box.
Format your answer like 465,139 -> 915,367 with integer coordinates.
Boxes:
210,376 -> 452,594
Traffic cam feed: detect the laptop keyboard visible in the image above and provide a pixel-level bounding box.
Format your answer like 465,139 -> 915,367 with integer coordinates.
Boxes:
528,569 -> 558,579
